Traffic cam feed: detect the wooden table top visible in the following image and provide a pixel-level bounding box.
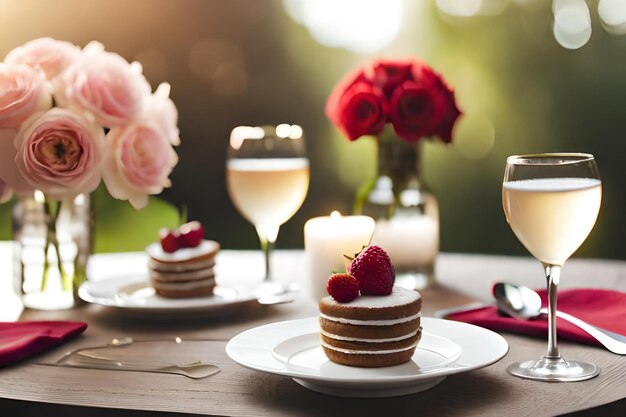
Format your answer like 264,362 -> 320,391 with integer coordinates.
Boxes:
0,250 -> 625,416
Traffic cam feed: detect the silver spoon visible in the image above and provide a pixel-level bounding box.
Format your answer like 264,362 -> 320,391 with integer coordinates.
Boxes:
493,283 -> 626,355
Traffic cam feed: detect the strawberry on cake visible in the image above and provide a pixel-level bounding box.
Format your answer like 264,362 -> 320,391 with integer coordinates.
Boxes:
146,221 -> 220,298
319,245 -> 422,367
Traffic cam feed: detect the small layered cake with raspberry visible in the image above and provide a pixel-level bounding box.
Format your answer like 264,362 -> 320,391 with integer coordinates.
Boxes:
146,221 -> 220,298
319,245 -> 422,367
319,286 -> 422,367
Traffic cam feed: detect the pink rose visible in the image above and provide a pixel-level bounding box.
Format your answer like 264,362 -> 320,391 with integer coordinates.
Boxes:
6,108 -> 104,200
0,63 -> 53,128
55,42 -> 151,128
4,37 -> 80,80
143,83 -> 180,146
0,178 -> 12,203
103,122 -> 178,209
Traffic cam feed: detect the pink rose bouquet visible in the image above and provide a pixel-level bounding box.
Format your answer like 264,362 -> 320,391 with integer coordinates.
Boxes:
0,38 -> 179,209
0,38 -> 181,301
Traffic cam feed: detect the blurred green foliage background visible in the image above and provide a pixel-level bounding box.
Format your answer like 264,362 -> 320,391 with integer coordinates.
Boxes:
0,0 -> 624,259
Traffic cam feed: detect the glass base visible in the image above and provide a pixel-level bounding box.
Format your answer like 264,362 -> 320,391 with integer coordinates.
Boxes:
506,356 -> 600,382
22,291 -> 75,310
254,281 -> 300,305
394,268 -> 435,291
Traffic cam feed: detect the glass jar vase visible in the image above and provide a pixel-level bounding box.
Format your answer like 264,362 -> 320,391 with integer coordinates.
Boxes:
12,192 -> 93,310
355,135 -> 439,290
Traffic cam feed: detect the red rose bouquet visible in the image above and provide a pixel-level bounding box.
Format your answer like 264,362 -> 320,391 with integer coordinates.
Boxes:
325,59 -> 462,288
325,59 -> 461,143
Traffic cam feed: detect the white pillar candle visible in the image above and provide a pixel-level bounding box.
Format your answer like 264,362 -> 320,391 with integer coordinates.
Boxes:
372,215 -> 439,269
304,211 -> 375,302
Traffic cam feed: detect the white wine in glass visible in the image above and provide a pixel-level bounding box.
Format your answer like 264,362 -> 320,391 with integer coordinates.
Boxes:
226,125 -> 309,293
502,154 -> 601,382
227,158 -> 309,234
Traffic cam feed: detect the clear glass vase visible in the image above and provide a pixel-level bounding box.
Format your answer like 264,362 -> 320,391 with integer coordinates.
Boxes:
355,135 -> 439,290
12,192 -> 93,310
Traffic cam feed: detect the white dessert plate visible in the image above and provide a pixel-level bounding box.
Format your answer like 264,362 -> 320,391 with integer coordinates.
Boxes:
78,274 -> 256,318
226,317 -> 509,397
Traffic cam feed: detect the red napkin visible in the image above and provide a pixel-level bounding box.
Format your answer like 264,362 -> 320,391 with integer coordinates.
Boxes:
446,288 -> 626,347
0,321 -> 87,367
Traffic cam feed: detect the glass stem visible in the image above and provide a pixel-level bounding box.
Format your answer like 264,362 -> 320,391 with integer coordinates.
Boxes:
41,199 -> 66,291
544,263 -> 562,359
256,225 -> 279,283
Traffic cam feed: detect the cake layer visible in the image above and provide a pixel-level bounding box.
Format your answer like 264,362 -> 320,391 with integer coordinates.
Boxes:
321,346 -> 417,368
321,330 -> 421,352
320,326 -> 420,343
150,276 -> 215,292
319,317 -> 420,339
149,268 -> 215,282
148,257 -> 216,273
153,284 -> 215,299
319,287 -> 421,321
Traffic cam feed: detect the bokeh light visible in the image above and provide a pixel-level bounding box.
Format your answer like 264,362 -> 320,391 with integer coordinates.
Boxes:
553,0 -> 592,50
598,0 -> 626,34
454,115 -> 495,160
436,0 -> 483,17
188,38 -> 247,96
283,0 -> 403,53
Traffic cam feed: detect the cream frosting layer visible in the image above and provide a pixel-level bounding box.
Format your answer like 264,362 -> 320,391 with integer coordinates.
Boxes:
146,240 -> 219,262
321,340 -> 418,355
149,258 -> 216,272
319,312 -> 421,326
321,328 -> 420,343
150,269 -> 215,282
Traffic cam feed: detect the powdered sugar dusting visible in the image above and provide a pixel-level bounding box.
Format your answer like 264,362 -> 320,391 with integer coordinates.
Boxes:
146,240 -> 219,262
325,286 -> 419,309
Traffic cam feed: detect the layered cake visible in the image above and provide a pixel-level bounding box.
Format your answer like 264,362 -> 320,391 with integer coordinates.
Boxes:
146,221 -> 220,298
319,245 -> 422,367
319,286 -> 422,367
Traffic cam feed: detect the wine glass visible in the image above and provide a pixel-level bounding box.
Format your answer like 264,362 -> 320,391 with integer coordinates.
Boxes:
226,125 -> 309,295
502,153 -> 602,381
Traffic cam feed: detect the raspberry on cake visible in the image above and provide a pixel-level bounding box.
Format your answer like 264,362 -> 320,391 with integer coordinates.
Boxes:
147,221 -> 220,298
319,286 -> 422,367
326,273 -> 359,303
348,245 -> 395,295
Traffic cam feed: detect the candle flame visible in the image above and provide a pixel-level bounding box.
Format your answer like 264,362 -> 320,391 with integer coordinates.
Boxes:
330,210 -> 341,219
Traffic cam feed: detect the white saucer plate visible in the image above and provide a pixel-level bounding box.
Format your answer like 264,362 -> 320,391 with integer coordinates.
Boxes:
226,317 -> 508,397
79,274 -> 257,318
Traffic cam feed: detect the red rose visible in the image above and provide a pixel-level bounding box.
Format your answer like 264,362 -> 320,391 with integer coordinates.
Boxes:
387,80 -> 440,142
371,59 -> 414,97
388,65 -> 461,143
429,75 -> 461,143
325,69 -> 386,141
